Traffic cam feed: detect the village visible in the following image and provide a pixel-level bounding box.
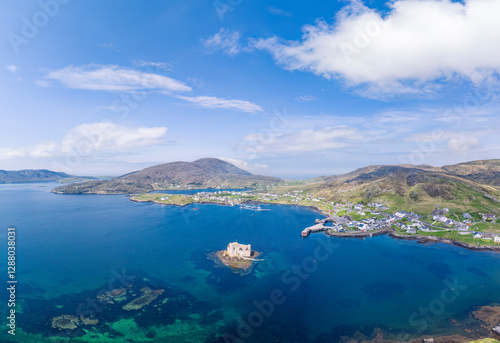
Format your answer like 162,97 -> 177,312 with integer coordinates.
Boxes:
132,188 -> 500,246
302,202 -> 500,244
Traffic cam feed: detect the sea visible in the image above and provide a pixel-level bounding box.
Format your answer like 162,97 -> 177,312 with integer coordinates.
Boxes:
1,182 -> 499,343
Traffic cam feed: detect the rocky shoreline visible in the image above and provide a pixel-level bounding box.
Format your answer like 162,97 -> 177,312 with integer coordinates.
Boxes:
335,305 -> 500,343
129,196 -> 327,215
129,196 -> 229,208
326,228 -> 500,252
207,250 -> 262,276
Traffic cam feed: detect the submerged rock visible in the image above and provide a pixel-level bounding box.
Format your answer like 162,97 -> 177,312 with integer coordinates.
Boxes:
97,287 -> 129,304
51,315 -> 80,330
51,314 -> 99,330
472,306 -> 500,327
80,315 -> 99,326
122,286 -> 164,311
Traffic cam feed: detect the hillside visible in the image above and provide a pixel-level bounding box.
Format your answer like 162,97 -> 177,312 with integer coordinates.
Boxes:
442,159 -> 500,186
0,169 -> 72,183
52,158 -> 282,194
308,160 -> 500,215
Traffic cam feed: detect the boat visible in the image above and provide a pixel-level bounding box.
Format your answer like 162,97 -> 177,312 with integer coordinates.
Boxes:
240,204 -> 270,211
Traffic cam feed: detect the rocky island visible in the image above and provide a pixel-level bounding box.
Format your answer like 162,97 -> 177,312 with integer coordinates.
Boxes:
210,242 -> 262,275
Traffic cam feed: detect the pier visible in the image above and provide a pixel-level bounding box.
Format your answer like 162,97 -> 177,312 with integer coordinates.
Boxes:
303,216 -> 347,237
302,223 -> 327,237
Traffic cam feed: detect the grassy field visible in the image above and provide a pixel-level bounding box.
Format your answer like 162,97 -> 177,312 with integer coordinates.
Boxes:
311,175 -> 500,218
131,193 -> 195,206
474,222 -> 500,233
399,227 -> 498,246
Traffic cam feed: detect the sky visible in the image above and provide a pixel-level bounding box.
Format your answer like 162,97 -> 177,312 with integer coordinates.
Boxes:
1,0 -> 500,178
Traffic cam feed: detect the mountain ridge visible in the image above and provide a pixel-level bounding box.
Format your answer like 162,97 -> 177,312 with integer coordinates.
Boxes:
52,158 -> 281,194
308,159 -> 500,214
0,169 -> 72,183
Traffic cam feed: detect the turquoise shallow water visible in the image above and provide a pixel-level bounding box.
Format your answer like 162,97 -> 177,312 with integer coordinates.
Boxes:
1,183 -> 500,342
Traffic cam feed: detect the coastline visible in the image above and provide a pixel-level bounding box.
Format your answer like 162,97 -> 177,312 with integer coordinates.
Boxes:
129,195 -> 500,252
129,196 -> 326,213
129,196 -> 227,207
326,228 -> 500,252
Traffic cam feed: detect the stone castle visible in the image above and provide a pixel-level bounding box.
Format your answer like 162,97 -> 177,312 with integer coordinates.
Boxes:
226,242 -> 251,258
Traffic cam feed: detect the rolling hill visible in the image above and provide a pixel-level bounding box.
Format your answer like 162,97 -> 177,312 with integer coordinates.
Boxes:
52,158 -> 282,194
309,160 -> 500,214
442,160 -> 500,186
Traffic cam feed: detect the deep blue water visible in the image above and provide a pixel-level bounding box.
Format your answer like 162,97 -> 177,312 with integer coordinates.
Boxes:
1,183 -> 500,342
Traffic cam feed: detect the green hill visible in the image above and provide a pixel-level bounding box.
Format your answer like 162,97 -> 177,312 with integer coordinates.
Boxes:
308,161 -> 500,214
52,158 -> 282,194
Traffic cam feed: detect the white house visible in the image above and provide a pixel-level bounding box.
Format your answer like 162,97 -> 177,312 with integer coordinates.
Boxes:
395,211 -> 407,219
482,234 -> 494,240
358,223 -> 371,231
494,236 -> 500,243
354,204 -> 364,211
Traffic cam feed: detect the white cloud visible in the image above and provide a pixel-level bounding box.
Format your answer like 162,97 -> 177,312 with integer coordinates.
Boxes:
60,122 -> 167,153
177,95 -> 263,113
267,7 -> 293,17
243,125 -> 365,155
447,136 -> 481,155
202,28 -> 242,56
43,64 -> 192,92
99,42 -> 114,48
41,64 -> 263,113
133,60 -> 173,71
6,65 -> 17,73
295,95 -> 319,102
0,122 -> 168,160
408,128 -> 491,143
219,157 -> 268,172
254,0 -> 500,97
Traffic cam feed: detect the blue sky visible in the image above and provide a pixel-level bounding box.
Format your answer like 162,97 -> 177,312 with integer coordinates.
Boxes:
1,0 -> 500,178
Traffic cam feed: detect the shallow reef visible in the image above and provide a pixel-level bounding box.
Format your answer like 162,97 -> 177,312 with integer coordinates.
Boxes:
15,271 -> 224,342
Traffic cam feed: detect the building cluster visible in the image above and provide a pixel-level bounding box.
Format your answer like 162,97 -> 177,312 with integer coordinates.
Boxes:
325,204 -> 499,243
327,204 -> 423,233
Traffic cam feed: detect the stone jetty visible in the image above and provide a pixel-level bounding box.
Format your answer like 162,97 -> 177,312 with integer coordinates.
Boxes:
302,223 -> 327,237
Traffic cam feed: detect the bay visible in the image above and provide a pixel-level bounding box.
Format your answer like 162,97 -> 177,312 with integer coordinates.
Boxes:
1,183 -> 499,342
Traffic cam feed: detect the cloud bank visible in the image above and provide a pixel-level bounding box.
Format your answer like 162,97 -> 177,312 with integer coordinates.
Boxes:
254,0 -> 500,97
41,64 -> 264,113
0,123 -> 168,160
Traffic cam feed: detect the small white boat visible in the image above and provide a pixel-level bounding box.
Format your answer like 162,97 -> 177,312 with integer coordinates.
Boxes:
241,204 -> 270,211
